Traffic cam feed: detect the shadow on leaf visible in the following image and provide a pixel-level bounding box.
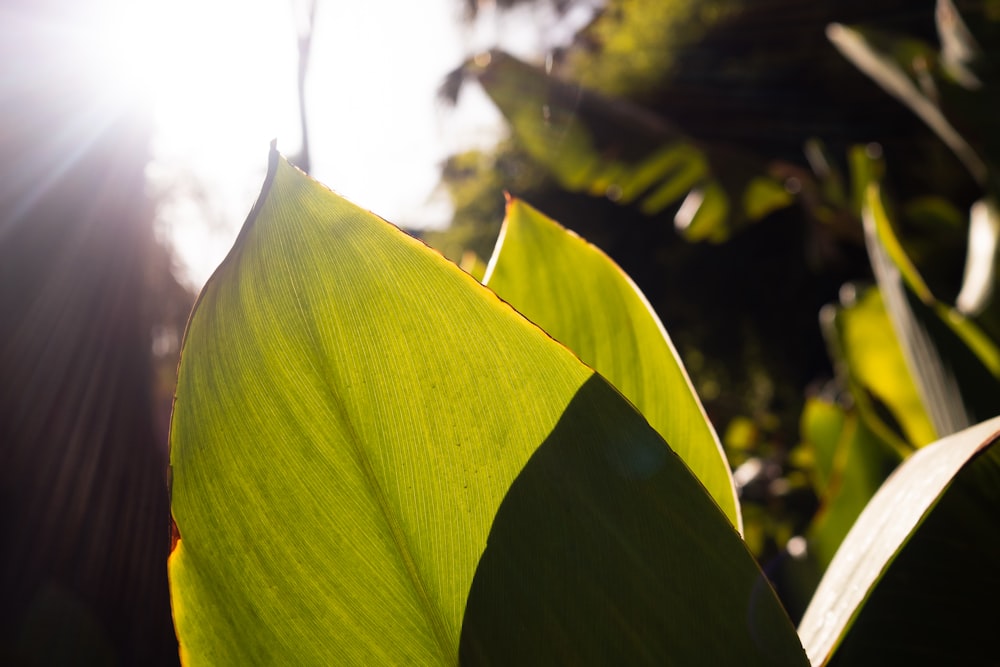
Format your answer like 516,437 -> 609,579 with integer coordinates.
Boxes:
460,375 -> 806,666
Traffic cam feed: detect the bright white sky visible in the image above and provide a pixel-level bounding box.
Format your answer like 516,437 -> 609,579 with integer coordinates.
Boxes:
93,0 -> 596,288
142,0 -> 490,288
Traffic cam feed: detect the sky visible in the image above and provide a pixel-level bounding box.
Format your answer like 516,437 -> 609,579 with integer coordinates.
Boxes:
116,0 -> 597,288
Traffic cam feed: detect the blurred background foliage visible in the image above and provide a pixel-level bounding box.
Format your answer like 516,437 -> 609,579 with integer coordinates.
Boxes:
427,0 -> 1000,618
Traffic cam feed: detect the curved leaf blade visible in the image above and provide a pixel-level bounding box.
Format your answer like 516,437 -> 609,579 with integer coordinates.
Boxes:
169,150 -> 803,664
827,22 -> 988,184
798,415 -> 1000,665
460,374 -> 803,665
864,184 -> 1000,433
483,198 -> 740,530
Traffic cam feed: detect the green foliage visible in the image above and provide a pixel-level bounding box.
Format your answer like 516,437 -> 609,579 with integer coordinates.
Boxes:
436,8 -> 955,523
799,396 -> 902,571
169,151 -> 804,664
439,0 -> 1000,571
484,198 -> 740,528
565,0 -> 744,97
467,51 -> 792,243
422,144 -> 544,263
863,183 -> 1000,432
823,284 -> 935,452
166,1 -> 1000,663
169,145 -> 1000,664
799,416 -> 1000,665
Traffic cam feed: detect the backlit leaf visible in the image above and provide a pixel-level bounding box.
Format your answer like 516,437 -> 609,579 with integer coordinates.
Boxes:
484,198 -> 740,530
168,149 -> 805,665
864,185 -> 1000,434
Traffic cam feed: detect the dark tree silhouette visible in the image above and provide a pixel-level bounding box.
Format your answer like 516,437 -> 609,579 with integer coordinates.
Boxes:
0,1 -> 183,663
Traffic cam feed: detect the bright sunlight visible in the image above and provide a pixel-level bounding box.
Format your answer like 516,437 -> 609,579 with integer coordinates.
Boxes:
84,0 -> 479,287
84,0 -> 302,287
56,0 -> 569,287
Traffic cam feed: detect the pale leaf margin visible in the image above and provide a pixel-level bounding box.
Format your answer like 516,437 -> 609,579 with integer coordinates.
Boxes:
797,414 -> 1000,665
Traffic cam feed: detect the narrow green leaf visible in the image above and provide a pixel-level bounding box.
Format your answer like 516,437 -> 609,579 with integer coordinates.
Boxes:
483,198 -> 740,531
864,185 -> 1000,433
827,22 -> 988,184
622,144 -> 704,205
797,415 -> 1000,665
868,187 -> 1000,378
868,193 -> 935,306
169,150 -> 804,664
636,148 -> 709,214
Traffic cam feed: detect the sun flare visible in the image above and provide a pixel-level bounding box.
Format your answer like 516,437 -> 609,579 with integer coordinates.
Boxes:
68,0 -> 303,286
26,0 -> 496,288
86,0 -> 300,153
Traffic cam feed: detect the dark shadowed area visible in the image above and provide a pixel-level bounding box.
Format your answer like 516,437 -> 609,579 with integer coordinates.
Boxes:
460,375 -> 804,665
0,0 -> 190,662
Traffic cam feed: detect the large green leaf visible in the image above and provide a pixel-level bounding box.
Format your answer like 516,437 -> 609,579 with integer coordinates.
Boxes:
798,415 -> 1000,665
483,198 -> 740,530
169,149 -> 806,665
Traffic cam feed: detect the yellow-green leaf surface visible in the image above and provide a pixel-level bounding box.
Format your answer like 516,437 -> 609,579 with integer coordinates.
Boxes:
866,185 -> 1000,378
800,398 -> 901,572
169,149 -> 806,665
864,184 -> 1000,434
483,198 -> 740,531
798,415 -> 1000,665
825,285 -> 936,449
